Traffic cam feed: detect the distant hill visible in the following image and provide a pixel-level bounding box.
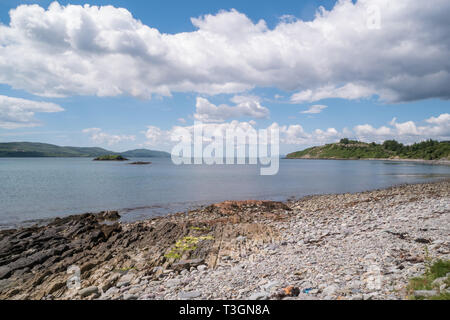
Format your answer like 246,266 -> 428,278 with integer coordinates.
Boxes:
286,139 -> 450,160
121,149 -> 170,158
0,142 -> 170,158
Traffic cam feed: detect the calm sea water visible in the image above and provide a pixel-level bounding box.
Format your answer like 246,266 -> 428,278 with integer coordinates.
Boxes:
0,158 -> 449,229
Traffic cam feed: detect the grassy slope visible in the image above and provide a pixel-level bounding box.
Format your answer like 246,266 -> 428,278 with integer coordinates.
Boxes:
286,140 -> 450,160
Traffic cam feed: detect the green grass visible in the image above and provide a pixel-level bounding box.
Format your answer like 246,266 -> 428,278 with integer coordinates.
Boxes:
164,235 -> 214,260
408,259 -> 450,300
93,155 -> 129,161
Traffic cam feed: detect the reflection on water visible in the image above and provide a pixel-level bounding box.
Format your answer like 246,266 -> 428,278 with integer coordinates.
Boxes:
0,157 -> 448,229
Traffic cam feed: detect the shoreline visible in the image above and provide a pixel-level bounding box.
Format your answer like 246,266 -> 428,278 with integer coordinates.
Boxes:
285,157 -> 450,166
3,175 -> 450,232
0,180 -> 449,300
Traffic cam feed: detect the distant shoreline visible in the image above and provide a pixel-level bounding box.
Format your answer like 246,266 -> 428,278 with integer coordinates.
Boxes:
285,157 -> 450,166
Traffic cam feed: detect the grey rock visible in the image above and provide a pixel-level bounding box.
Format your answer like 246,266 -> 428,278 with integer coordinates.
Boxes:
116,273 -> 134,288
178,291 -> 202,299
431,277 -> 447,288
79,286 -> 99,298
123,293 -> 138,300
197,265 -> 207,272
248,292 -> 268,300
165,279 -> 181,288
322,285 -> 338,296
414,290 -> 438,298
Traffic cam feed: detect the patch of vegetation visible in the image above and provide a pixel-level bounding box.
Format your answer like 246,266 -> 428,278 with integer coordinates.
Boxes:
114,266 -> 136,273
286,139 -> 450,160
94,155 -> 129,161
190,226 -> 211,232
407,258 -> 450,300
164,235 -> 214,260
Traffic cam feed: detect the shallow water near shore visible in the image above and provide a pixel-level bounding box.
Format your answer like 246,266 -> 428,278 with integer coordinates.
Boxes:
0,157 -> 449,229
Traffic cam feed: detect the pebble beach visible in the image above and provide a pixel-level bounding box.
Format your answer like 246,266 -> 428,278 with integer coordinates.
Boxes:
0,180 -> 449,300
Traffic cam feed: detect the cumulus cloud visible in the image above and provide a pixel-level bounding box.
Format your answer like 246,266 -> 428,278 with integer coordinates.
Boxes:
143,126 -> 165,146
82,128 -> 135,146
142,113 -> 450,149
193,96 -> 269,122
143,121 -> 260,147
426,113 -> 450,125
0,95 -> 63,129
351,114 -> 450,143
292,84 -> 375,103
0,1 -> 449,102
300,105 -> 328,114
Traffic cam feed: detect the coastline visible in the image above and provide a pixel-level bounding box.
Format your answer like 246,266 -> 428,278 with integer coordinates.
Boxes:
285,157 -> 450,166
0,180 -> 449,300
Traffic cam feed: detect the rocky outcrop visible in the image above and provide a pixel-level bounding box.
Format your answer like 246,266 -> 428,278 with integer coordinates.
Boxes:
0,199 -> 288,300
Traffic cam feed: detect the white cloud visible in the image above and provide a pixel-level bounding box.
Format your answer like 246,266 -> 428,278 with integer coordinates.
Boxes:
352,114 -> 450,143
292,84 -> 375,103
0,95 -> 63,129
426,113 -> 450,125
142,113 -> 450,149
275,123 -> 342,145
194,96 -> 269,122
144,126 -> 165,146
143,121 -> 259,147
300,105 -> 328,114
82,128 -> 135,146
0,1 -> 449,102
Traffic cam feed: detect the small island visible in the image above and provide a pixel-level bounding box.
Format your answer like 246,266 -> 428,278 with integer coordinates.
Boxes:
129,161 -> 152,165
93,155 -> 129,161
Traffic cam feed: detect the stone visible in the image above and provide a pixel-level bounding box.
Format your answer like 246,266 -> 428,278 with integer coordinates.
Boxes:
172,259 -> 205,271
79,286 -> 99,298
414,290 -> 438,298
431,277 -> 446,288
262,280 -> 279,291
178,291 -> 202,299
165,279 -> 181,288
197,265 -> 207,272
248,292 -> 268,300
105,287 -> 119,296
116,273 -> 134,288
322,285 -> 338,296
123,293 -> 138,300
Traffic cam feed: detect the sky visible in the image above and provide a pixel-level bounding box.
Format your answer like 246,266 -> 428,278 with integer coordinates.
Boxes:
0,0 -> 449,154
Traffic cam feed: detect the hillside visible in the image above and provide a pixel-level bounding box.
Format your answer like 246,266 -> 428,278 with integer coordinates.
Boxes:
121,149 -> 170,158
286,139 -> 450,160
0,142 -> 170,158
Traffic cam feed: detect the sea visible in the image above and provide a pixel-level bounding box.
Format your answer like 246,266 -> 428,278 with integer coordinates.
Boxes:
0,157 -> 449,229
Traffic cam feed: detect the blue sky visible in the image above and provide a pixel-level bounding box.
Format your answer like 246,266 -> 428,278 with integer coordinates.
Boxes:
0,0 -> 449,153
